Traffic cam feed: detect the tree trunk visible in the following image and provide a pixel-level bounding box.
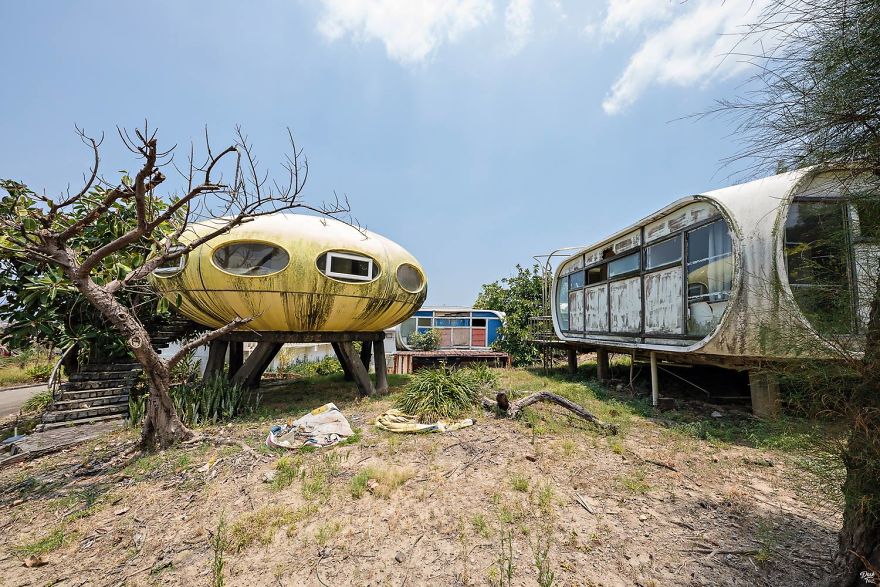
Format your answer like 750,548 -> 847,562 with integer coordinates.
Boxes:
825,278 -> 880,586
139,359 -> 192,449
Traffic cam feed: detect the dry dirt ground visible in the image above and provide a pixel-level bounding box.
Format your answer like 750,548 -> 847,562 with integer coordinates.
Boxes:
0,368 -> 841,586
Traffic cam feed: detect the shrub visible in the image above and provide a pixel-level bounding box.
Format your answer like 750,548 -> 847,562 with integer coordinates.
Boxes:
281,356 -> 343,377
396,366 -> 491,422
22,389 -> 52,413
408,329 -> 441,351
25,362 -> 53,382
129,376 -> 261,427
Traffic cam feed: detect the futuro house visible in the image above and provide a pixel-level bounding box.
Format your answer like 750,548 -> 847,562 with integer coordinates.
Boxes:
150,214 -> 428,333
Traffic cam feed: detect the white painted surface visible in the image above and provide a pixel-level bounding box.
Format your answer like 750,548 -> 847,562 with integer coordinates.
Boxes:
609,277 -> 641,333
644,266 -> 683,334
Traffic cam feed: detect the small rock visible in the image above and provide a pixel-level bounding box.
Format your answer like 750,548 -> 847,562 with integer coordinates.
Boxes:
197,463 -> 211,474
114,506 -> 130,516
262,470 -> 277,483
23,555 -> 46,568
525,455 -> 538,462
638,514 -> 648,522
394,551 -> 407,563
711,411 -> 723,418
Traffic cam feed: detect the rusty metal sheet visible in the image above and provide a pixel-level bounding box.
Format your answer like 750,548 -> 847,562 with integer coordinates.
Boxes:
610,277 -> 641,333
585,284 -> 608,331
644,266 -> 683,334
569,289 -> 584,332
644,202 -> 718,243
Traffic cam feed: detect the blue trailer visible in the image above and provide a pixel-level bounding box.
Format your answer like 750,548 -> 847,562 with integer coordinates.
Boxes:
395,307 -> 504,351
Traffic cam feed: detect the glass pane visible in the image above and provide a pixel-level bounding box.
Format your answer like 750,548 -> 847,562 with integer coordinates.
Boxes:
686,220 -> 733,335
472,318 -> 486,327
330,255 -> 370,277
397,263 -> 423,291
785,202 -> 852,332
569,270 -> 585,290
645,235 -> 681,269
608,253 -> 639,277
416,317 -> 432,327
399,317 -> 417,342
214,242 -> 289,276
587,265 -> 606,285
557,276 -> 569,330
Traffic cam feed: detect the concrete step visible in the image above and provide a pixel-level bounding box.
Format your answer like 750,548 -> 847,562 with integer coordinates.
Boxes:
70,371 -> 140,383
59,387 -> 129,401
79,363 -> 141,373
36,414 -> 126,431
42,403 -> 128,423
51,395 -> 128,411
63,377 -> 137,391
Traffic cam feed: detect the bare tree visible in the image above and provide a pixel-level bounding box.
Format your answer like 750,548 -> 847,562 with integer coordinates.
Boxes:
0,124 -> 348,448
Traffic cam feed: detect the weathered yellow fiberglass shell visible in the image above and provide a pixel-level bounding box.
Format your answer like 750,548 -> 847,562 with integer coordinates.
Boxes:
150,214 -> 427,332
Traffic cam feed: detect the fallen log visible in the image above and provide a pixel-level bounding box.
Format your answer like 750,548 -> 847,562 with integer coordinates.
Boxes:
482,391 -> 618,434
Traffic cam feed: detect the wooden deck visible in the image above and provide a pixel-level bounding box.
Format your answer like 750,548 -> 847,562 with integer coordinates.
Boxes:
391,350 -> 511,374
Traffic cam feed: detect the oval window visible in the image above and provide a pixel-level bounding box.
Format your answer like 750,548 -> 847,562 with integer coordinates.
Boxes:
316,251 -> 380,283
213,242 -> 289,276
152,245 -> 187,277
397,263 -> 424,292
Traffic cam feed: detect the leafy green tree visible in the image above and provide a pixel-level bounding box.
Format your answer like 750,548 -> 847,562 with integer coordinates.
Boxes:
474,264 -> 544,366
722,2 -> 880,582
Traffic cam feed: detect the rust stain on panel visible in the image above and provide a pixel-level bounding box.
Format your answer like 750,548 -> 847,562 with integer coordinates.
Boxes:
644,266 -> 683,334
645,202 -> 716,243
585,284 -> 608,331
612,230 -> 641,253
610,277 -> 641,333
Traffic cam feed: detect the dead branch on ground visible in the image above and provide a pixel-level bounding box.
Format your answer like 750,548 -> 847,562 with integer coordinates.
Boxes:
482,391 -> 618,434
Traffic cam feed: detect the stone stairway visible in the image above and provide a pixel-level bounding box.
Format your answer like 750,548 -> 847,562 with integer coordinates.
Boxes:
37,316 -> 204,430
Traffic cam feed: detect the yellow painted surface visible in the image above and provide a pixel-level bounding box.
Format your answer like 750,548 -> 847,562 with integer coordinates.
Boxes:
149,214 -> 427,332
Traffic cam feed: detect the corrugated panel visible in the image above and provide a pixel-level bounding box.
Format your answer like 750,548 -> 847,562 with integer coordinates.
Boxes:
644,201 -> 718,243
569,289 -> 585,332
471,328 -> 487,347
585,284 -> 609,331
644,266 -> 683,334
610,277 -> 641,333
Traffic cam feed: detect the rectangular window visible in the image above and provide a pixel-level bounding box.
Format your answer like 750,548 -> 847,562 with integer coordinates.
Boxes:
686,220 -> 733,335
645,235 -> 682,270
569,270 -> 585,290
471,318 -> 487,327
587,265 -> 607,285
608,252 -> 640,278
416,317 -> 432,327
326,252 -> 373,281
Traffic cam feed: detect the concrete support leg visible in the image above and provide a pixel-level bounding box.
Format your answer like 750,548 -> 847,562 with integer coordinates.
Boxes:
331,342 -> 354,381
359,340 -> 372,372
596,348 -> 610,381
373,339 -> 389,395
567,348 -> 578,375
232,342 -> 282,389
749,370 -> 781,418
650,351 -> 659,407
338,341 -> 375,397
228,341 -> 244,381
203,340 -> 229,380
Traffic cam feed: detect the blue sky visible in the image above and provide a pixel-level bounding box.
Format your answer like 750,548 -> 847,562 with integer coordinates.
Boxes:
0,0 -> 771,305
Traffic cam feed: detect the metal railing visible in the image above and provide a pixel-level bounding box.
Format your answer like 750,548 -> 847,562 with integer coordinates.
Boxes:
528,316 -> 558,342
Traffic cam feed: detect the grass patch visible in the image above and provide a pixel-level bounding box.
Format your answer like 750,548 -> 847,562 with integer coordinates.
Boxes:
229,505 -> 312,552
472,513 -> 491,538
21,389 -> 52,413
14,528 -> 71,557
616,469 -> 651,494
315,521 -> 342,545
271,456 -> 304,491
511,474 -> 529,493
350,465 -> 413,498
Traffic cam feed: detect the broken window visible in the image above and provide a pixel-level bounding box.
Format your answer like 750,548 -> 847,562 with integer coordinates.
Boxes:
785,201 -> 853,332
608,252 -> 639,278
557,275 -> 570,331
472,318 -> 487,327
587,265 -> 607,285
214,242 -> 290,276
152,245 -> 187,277
569,270 -> 585,289
316,251 -> 379,282
686,220 -> 733,335
645,235 -> 681,270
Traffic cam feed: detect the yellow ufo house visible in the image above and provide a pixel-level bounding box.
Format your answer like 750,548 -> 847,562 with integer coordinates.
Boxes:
150,214 -> 428,333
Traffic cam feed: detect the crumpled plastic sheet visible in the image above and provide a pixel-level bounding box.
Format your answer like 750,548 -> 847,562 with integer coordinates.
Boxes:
266,402 -> 354,449
374,409 -> 475,434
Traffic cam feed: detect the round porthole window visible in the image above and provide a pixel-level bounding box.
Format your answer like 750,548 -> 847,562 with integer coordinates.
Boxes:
396,263 -> 424,292
213,242 -> 289,276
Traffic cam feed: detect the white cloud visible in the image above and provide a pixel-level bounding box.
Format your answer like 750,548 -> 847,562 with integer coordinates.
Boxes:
599,0 -> 773,115
504,0 -> 534,53
317,0 -> 494,65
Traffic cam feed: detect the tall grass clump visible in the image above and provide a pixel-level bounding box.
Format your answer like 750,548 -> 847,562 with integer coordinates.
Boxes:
396,366 -> 496,422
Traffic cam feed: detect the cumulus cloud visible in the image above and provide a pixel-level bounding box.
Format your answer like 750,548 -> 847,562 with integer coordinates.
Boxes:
504,0 -> 534,54
599,0 -> 772,115
317,0 -> 494,65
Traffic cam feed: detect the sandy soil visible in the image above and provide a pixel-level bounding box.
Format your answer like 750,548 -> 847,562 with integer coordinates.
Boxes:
0,369 -> 839,587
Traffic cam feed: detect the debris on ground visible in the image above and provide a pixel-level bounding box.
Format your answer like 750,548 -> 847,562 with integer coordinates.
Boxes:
374,409 -> 475,433
266,403 -> 354,449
